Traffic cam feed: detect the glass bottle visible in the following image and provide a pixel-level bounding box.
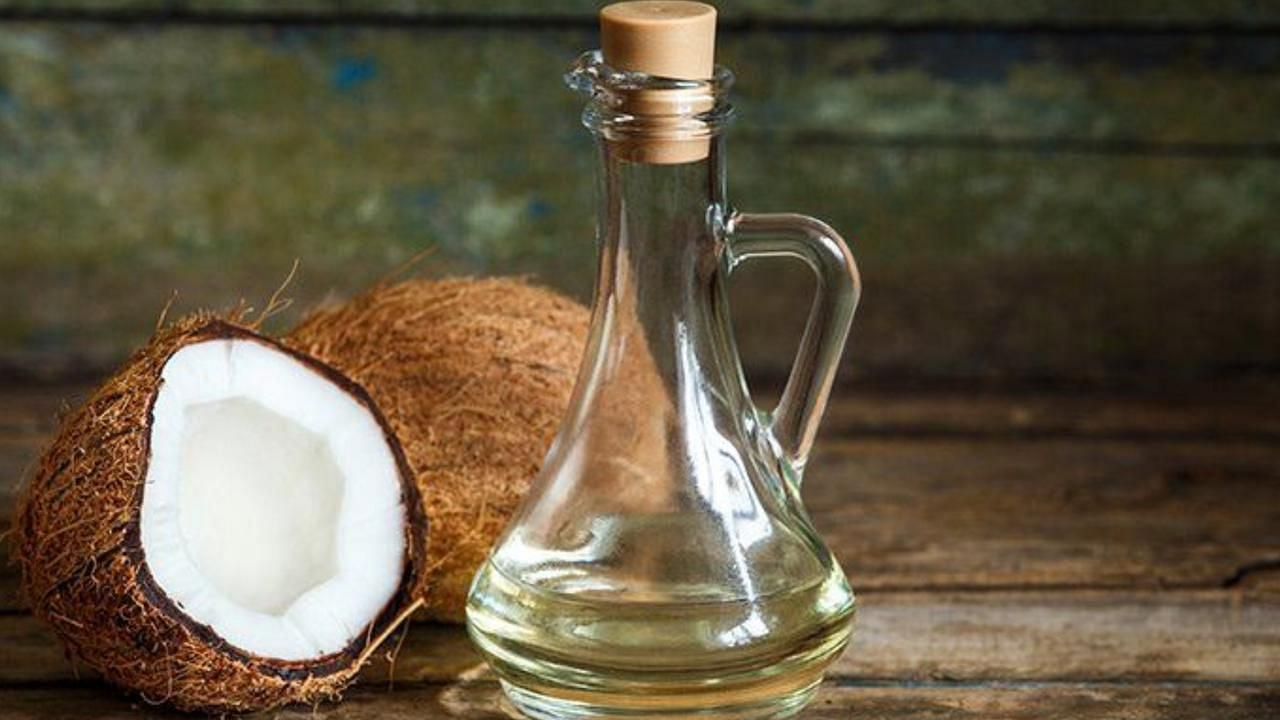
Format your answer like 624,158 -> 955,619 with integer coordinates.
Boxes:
466,3 -> 861,718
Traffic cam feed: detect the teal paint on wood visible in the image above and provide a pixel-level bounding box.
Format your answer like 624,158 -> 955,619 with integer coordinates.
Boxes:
4,26 -> 1277,151
0,1 -> 1278,25
0,23 -> 1277,381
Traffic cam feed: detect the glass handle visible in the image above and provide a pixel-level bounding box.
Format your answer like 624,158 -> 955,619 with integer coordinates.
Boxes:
726,211 -> 861,474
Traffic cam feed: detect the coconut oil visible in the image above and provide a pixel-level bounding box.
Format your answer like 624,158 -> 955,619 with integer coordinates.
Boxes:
466,3 -> 862,718
469,538 -> 854,720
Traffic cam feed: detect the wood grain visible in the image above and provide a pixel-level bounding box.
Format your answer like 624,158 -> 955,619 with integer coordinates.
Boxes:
807,438 -> 1280,591
1,385 -> 1278,715
3,389 -> 1278,609
2,26 -> 1275,146
1,4 -> 1277,715
2,437 -> 1277,603
6,381 -> 1280,443
0,1 -> 1276,26
0,616 -> 484,685
837,590 -> 1280,682
0,681 -> 1275,719
1,24 -> 1278,381
2,589 -> 1277,685
818,385 -> 1280,442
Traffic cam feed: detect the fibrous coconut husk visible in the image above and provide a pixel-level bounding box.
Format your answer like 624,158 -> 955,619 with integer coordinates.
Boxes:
11,315 -> 427,713
288,278 -> 591,622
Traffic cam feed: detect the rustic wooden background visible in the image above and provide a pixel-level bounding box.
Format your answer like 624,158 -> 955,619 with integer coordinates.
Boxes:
1,2 -> 1278,719
0,384 -> 1278,717
1,0 -> 1277,384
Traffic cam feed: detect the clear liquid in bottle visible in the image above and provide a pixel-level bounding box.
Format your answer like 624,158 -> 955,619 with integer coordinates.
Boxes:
465,3 -> 862,718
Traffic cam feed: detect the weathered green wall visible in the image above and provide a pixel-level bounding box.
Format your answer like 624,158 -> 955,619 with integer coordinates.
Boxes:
0,3 -> 1277,383
1,1 -> 1278,24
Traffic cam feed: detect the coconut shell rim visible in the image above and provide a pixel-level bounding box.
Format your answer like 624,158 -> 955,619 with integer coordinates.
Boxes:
118,319 -> 430,680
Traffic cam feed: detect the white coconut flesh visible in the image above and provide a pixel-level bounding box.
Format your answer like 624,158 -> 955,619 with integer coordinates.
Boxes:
141,338 -> 407,662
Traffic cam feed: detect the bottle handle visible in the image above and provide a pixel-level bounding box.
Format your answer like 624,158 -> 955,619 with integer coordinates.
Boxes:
725,211 -> 861,475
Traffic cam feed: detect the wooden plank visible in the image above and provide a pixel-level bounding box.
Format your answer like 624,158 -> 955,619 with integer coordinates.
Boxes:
5,382 -> 1279,494
1,1 -> 1278,26
3,401 -> 1277,607
807,439 -> 1280,591
0,385 -> 86,438
2,26 -> 1275,153
836,590 -> 1280,682
2,25 -> 1278,383
0,82 -> 1274,381
0,580 -> 19,612
817,386 -> 1280,442
1,379 -> 1276,713
5,382 -> 1280,442
2,18 -> 1279,382
1,589 -> 1276,684
811,684 -> 1280,720
728,164 -> 1280,383
3,443 -> 1277,598
3,439 -> 1277,597
0,681 -> 1274,719
0,616 -> 484,685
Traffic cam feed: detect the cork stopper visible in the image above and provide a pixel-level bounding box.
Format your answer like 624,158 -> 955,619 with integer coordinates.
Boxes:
601,1 -> 717,80
599,1 -> 718,164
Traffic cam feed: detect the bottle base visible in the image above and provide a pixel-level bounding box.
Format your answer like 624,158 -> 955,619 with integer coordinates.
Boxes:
467,558 -> 855,719
475,615 -> 851,720
498,672 -> 822,720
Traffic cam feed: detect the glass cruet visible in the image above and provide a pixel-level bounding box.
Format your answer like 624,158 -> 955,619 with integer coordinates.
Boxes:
465,3 -> 862,718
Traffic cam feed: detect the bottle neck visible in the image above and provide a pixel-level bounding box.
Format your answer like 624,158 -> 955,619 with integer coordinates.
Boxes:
593,135 -> 727,322
580,132 -> 753,444
563,52 -> 751,459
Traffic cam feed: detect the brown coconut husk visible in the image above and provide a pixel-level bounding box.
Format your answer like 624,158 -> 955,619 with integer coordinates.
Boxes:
288,278 -> 592,622
11,315 -> 427,713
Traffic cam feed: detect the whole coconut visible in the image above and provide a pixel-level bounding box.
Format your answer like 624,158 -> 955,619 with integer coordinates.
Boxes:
12,315 -> 427,713
288,278 -> 591,622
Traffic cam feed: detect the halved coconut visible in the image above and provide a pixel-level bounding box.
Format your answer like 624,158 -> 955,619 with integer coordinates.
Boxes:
288,278 -> 591,621
13,316 -> 426,713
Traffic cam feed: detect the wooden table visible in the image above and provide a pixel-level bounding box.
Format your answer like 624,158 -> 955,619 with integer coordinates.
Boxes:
1,383 -> 1277,718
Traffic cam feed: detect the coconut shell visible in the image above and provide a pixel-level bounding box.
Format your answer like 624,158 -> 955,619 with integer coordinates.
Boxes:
11,315 -> 427,713
288,278 -> 592,622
